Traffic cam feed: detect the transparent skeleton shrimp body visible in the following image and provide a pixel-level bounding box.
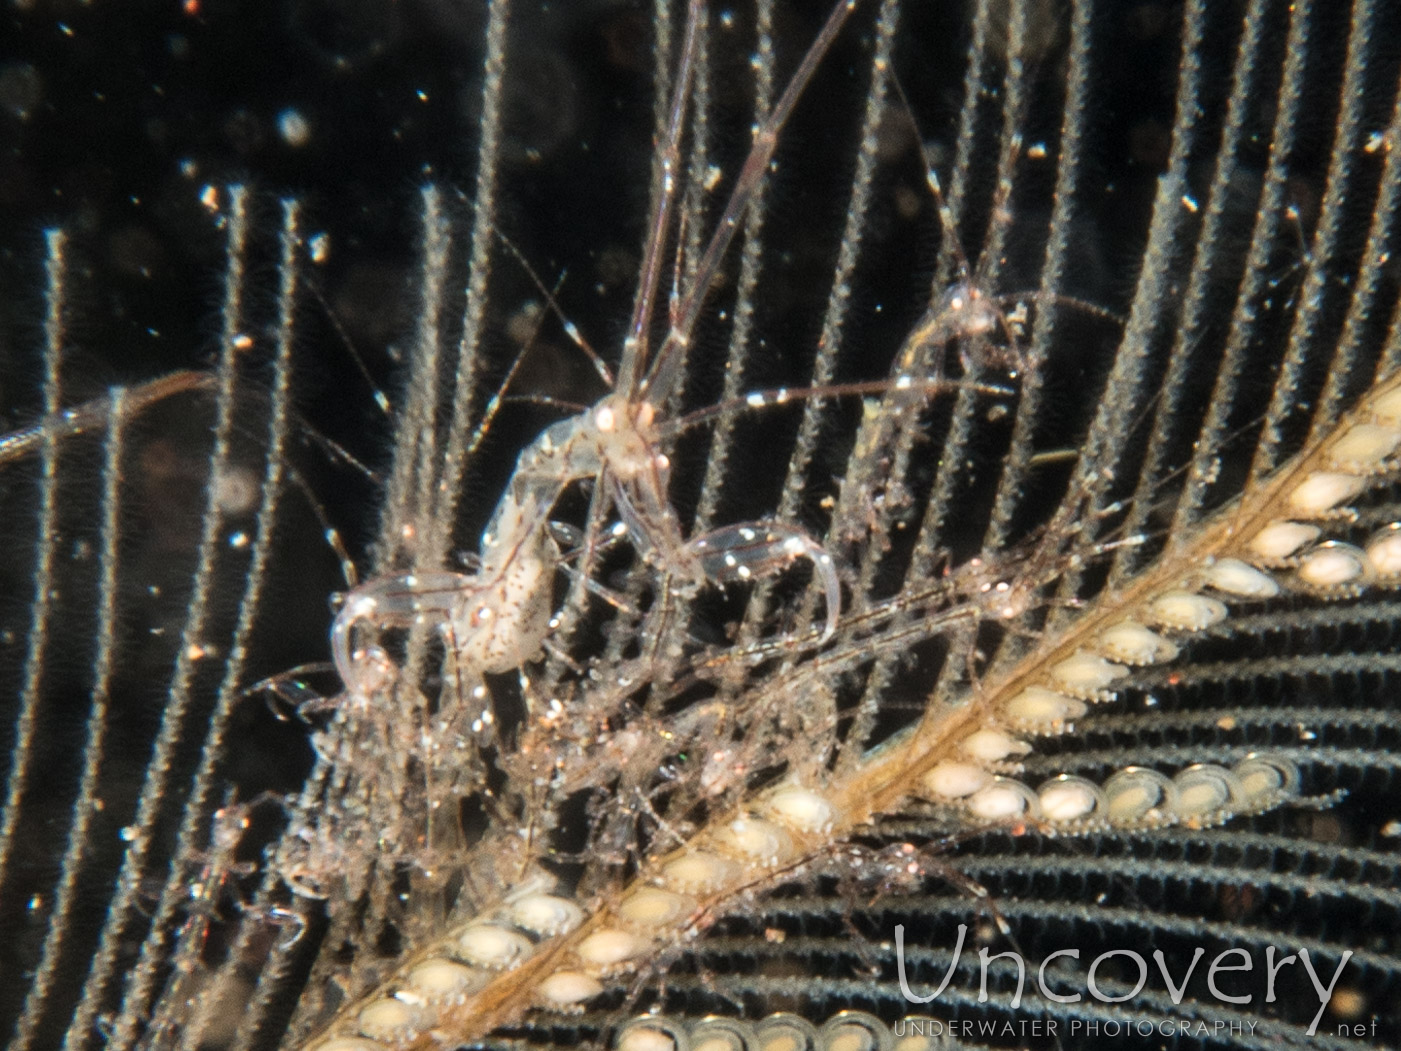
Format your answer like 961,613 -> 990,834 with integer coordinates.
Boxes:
329,1 -> 865,697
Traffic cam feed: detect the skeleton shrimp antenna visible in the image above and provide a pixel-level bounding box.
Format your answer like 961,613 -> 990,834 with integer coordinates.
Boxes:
890,74 -> 979,298
495,229 -> 615,390
618,0 -> 706,399
633,0 -> 861,408
449,239 -> 601,470
301,266 -> 393,416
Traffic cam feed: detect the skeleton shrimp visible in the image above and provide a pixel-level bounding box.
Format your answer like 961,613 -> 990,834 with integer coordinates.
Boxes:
330,1 -> 872,698
139,793 -> 295,1050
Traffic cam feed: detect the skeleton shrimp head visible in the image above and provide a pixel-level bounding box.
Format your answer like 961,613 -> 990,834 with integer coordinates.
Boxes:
939,282 -> 1000,342
946,553 -> 1046,624
330,512 -> 556,698
916,281 -> 1032,379
593,394 -> 666,493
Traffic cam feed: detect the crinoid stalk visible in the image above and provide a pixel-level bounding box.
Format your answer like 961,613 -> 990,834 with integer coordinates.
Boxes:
1,2 -> 1399,1051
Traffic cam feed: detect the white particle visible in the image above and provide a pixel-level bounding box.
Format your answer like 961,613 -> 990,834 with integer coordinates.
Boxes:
277,108 -> 310,147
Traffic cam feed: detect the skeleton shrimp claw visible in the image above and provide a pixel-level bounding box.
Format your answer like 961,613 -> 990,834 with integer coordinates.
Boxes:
331,572 -> 467,697
585,396 -> 841,641
687,523 -> 841,641
331,523 -> 556,696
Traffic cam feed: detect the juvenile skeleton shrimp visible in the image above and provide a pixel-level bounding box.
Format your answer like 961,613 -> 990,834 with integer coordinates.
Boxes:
330,1 -> 869,698
141,792 -> 294,1049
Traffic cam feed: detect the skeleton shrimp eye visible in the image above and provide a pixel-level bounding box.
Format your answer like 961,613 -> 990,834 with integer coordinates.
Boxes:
985,581 -> 1024,620
940,283 -> 998,337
